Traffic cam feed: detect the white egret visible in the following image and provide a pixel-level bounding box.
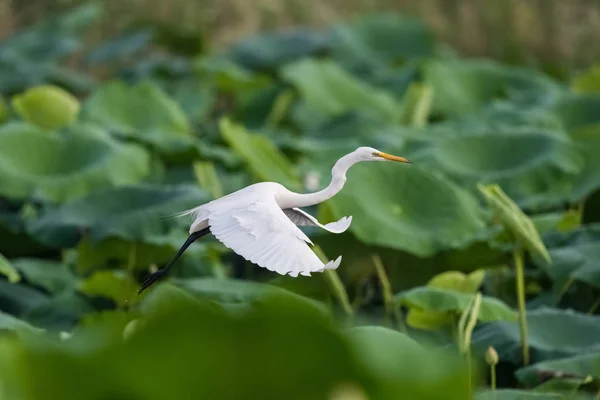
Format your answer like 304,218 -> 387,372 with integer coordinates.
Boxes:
138,147 -> 411,294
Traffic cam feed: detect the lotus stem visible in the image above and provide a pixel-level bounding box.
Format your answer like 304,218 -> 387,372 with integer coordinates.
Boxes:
123,242 -> 137,310
514,247 -> 530,365
314,246 -> 353,317
486,346 -> 498,394
371,254 -> 393,319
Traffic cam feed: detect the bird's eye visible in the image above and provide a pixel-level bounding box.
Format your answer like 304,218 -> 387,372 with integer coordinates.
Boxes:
372,152 -> 380,157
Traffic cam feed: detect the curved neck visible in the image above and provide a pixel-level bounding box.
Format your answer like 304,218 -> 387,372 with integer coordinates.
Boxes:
284,152 -> 358,208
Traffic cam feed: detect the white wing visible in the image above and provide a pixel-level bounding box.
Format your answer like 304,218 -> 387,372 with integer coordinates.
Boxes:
283,208 -> 352,234
208,195 -> 341,277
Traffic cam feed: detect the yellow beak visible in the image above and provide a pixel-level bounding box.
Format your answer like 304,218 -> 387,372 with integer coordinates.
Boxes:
377,152 -> 412,163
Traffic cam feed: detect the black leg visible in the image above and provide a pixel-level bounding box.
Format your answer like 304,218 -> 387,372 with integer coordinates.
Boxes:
137,227 -> 211,294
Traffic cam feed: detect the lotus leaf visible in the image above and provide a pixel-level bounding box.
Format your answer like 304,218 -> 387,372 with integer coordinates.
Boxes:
0,122 -> 150,203
424,59 -> 563,116
81,81 -> 195,154
539,224 -> 600,290
219,118 -> 302,190
345,325 -> 469,399
11,258 -> 77,293
327,162 -> 486,257
281,58 -> 401,122
12,84 -> 80,130
472,307 -> 600,364
516,351 -> 600,387
404,270 -> 487,329
397,287 -> 516,324
28,184 -> 209,248
475,390 -> 562,400
0,252 -> 21,284
229,28 -> 331,71
478,184 -> 551,263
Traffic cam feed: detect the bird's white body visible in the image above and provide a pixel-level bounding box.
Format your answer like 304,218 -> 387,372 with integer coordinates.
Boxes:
172,146 -> 411,278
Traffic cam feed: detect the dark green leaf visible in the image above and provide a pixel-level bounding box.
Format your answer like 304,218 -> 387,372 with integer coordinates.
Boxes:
472,307 -> 600,364
28,184 -> 208,247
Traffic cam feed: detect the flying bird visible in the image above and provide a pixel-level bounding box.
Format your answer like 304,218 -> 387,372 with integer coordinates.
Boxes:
138,147 -> 411,294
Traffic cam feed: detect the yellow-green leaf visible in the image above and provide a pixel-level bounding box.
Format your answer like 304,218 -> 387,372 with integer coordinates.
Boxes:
219,118 -> 301,190
12,84 -> 80,130
405,270 -> 486,330
193,161 -> 223,199
0,253 -> 21,283
478,183 -> 551,264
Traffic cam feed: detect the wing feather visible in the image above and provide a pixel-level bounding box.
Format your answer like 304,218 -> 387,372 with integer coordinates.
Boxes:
283,208 -> 352,234
208,196 -> 341,277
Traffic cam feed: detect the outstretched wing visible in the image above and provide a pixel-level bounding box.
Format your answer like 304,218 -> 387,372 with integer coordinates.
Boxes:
283,208 -> 352,233
208,196 -> 341,277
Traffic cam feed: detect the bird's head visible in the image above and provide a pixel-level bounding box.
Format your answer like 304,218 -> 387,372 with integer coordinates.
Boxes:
354,146 -> 412,163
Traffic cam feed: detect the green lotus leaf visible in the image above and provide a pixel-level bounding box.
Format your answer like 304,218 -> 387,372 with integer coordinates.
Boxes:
0,252 -> 21,284
516,351 -> 600,387
419,129 -> 584,209
423,59 -> 563,117
326,162 -> 486,257
22,290 -> 96,332
11,258 -> 78,294
28,184 -> 209,248
281,58 -> 401,122
227,28 -> 330,71
344,325 -> 469,399
0,279 -> 49,316
537,224 -> 600,291
0,309 -> 44,336
172,277 -> 311,305
475,390 -> 562,400
404,270 -> 486,330
81,80 -> 196,155
12,84 -> 80,130
552,93 -> 600,133
472,307 -> 600,364
0,122 -> 150,203
79,270 -> 136,307
397,287 -> 516,325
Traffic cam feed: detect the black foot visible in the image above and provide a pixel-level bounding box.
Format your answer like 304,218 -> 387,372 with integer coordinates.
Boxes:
138,268 -> 168,294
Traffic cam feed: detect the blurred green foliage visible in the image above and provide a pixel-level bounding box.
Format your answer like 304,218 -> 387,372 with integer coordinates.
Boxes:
2,4 -> 600,399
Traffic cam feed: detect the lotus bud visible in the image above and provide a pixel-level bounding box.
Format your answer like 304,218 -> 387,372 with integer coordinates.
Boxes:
485,346 -> 498,366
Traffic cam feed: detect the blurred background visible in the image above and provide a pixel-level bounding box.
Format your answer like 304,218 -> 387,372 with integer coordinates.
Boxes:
4,0 -> 600,73
1,1 -> 600,399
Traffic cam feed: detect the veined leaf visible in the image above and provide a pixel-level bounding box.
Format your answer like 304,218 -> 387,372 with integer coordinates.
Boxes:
281,58 -> 401,122
219,118 -> 301,190
516,351 -> 600,387
472,307 -> 600,364
193,161 -> 223,199
478,184 -> 551,263
0,122 -> 150,203
0,252 -> 21,283
397,287 -> 516,325
327,162 -> 485,257
475,390 -> 562,400
0,309 -> 44,336
11,258 -> 77,294
28,184 -> 209,248
404,270 -> 486,329
81,81 -> 195,155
